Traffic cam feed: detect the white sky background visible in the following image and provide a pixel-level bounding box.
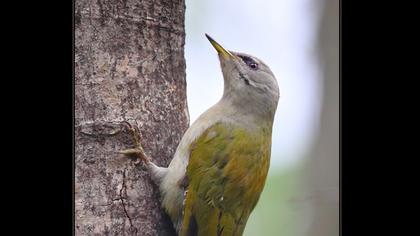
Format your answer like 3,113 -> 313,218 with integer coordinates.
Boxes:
185,0 -> 322,172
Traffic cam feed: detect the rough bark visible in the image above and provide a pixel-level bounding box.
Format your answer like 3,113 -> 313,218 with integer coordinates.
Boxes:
75,0 -> 188,235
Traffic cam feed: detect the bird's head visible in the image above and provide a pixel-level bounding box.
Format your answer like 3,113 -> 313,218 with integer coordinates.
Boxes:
206,34 -> 280,121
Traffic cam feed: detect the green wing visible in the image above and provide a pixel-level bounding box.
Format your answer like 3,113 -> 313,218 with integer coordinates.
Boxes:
179,122 -> 271,236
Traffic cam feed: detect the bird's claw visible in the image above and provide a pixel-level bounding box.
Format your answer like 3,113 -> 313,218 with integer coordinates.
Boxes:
117,148 -> 150,165
119,121 -> 150,166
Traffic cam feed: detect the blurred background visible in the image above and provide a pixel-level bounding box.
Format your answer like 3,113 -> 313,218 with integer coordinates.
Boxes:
185,0 -> 339,235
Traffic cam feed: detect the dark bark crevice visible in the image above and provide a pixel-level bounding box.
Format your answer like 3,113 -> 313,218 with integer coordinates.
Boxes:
119,167 -> 138,234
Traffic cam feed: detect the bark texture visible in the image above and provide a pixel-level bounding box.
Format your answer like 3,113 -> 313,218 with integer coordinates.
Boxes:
75,0 -> 188,235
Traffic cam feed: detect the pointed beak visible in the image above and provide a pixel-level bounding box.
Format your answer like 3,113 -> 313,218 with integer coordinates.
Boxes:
205,34 -> 236,60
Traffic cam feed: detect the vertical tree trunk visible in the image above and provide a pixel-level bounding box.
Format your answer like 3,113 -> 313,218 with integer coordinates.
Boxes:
75,0 -> 188,235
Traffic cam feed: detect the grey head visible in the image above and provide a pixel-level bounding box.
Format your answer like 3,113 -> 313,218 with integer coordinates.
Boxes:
205,34 -> 280,122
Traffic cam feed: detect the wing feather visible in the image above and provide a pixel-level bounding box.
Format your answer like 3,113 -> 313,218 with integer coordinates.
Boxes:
179,122 -> 271,236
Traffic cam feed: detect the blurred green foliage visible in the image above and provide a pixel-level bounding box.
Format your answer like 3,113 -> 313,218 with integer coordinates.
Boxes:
244,164 -> 302,236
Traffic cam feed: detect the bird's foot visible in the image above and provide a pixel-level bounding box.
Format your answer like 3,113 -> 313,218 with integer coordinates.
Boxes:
118,121 -> 151,166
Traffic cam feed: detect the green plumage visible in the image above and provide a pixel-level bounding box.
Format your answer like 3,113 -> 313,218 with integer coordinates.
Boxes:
179,122 -> 272,236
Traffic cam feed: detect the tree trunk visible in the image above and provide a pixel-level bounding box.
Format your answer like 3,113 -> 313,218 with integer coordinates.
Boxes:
75,0 -> 188,235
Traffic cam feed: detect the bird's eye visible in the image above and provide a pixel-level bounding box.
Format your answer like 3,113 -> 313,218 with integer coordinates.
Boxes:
238,55 -> 259,70
249,63 -> 258,70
